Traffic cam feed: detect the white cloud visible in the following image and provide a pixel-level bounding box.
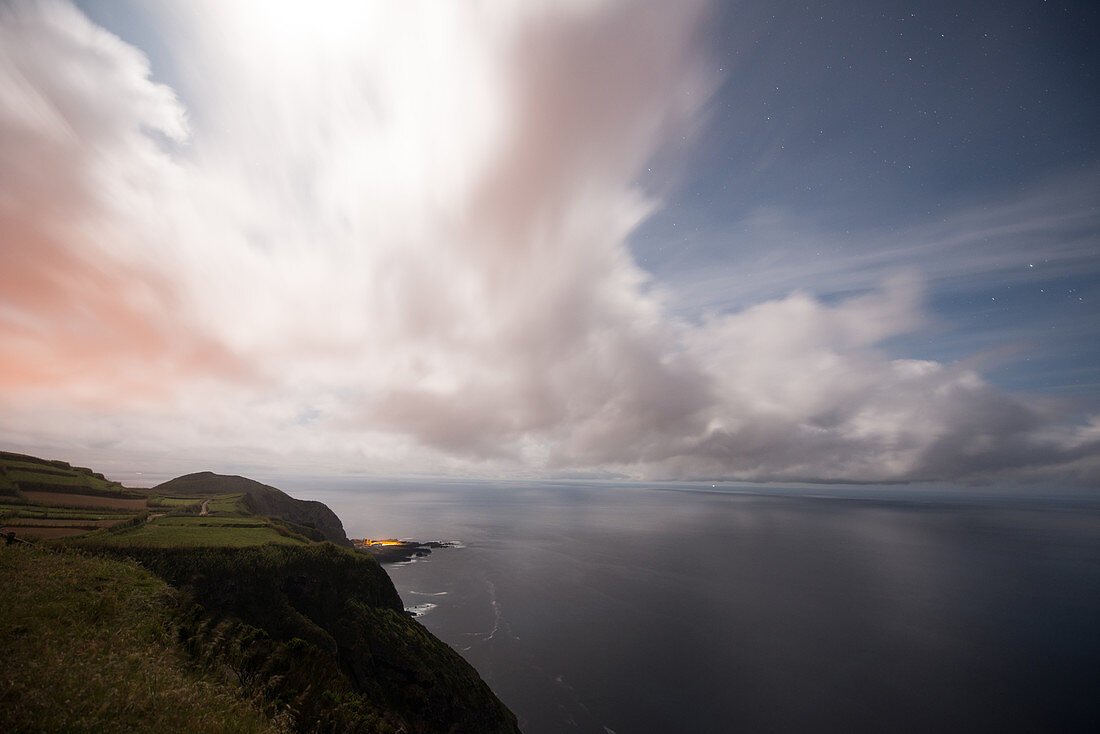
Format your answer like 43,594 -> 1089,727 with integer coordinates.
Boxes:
0,0 -> 1095,484
668,277 -> 1087,481
0,0 -> 250,401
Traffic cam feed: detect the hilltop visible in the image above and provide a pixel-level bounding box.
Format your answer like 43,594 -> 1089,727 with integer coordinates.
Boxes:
0,451 -> 521,734
153,471 -> 352,546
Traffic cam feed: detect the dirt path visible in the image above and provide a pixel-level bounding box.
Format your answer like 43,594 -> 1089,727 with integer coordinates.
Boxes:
199,499 -> 210,516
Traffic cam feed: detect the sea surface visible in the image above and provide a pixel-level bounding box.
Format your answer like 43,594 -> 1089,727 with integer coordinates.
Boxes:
304,480 -> 1100,734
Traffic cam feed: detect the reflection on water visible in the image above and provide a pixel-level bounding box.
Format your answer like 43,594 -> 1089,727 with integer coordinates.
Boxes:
303,481 -> 1100,734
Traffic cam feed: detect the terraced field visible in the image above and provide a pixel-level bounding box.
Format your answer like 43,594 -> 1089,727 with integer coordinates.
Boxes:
99,521 -> 308,547
20,491 -> 148,510
1,453 -> 317,548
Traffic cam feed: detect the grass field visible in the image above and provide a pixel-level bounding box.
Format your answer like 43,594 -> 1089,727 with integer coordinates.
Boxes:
0,452 -> 141,498
98,521 -> 308,548
3,518 -> 116,528
1,490 -> 146,541
205,493 -> 249,515
152,515 -> 269,526
5,469 -> 107,487
8,526 -> 95,539
0,502 -> 135,520
150,496 -> 204,507
20,491 -> 148,510
0,544 -> 285,733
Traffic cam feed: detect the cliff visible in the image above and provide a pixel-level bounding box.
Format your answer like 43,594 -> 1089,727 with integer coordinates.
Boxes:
2,452 -> 521,733
86,543 -> 521,733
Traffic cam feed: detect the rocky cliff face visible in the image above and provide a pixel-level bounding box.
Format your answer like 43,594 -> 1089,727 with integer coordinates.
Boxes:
153,472 -> 351,546
64,543 -> 522,734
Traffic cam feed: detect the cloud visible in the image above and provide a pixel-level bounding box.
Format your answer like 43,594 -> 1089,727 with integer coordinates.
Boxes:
0,0 -> 1096,484
668,276 -> 1098,481
657,166 -> 1100,317
0,0 -> 249,401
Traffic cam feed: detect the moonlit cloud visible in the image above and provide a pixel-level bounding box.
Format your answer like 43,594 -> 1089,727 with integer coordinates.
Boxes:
657,168 -> 1100,319
0,0 -> 248,401
675,277 -> 1097,481
0,0 -> 1096,484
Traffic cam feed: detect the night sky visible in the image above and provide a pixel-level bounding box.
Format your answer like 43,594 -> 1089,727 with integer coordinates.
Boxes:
635,1 -> 1100,397
1,0 -> 1097,485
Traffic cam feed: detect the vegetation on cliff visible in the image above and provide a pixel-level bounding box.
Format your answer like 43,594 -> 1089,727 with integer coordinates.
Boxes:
0,452 -> 521,734
0,543 -> 285,734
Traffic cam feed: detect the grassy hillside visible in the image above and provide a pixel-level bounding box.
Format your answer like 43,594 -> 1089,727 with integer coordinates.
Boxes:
92,519 -> 309,547
153,472 -> 351,546
63,541 -> 519,733
0,543 -> 285,734
1,452 -> 521,734
0,451 -> 136,496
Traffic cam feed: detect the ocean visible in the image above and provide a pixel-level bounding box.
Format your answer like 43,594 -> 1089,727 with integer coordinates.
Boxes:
304,480 -> 1100,734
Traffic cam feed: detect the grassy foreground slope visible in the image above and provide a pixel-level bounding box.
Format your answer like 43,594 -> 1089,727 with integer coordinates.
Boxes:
69,542 -> 518,733
1,453 -> 521,734
0,543 -> 285,734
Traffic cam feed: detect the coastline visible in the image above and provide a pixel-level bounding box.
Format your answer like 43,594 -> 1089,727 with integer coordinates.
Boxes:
353,537 -> 459,564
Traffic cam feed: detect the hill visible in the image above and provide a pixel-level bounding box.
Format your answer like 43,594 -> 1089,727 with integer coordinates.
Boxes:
153,471 -> 351,546
0,452 -> 521,734
0,450 -> 130,496
0,451 -> 149,540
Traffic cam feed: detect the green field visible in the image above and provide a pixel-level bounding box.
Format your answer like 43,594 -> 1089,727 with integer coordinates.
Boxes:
94,521 -> 308,548
0,502 -> 134,520
149,496 -> 204,507
0,451 -> 140,497
5,468 -> 108,487
205,493 -> 249,515
152,515 -> 269,526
